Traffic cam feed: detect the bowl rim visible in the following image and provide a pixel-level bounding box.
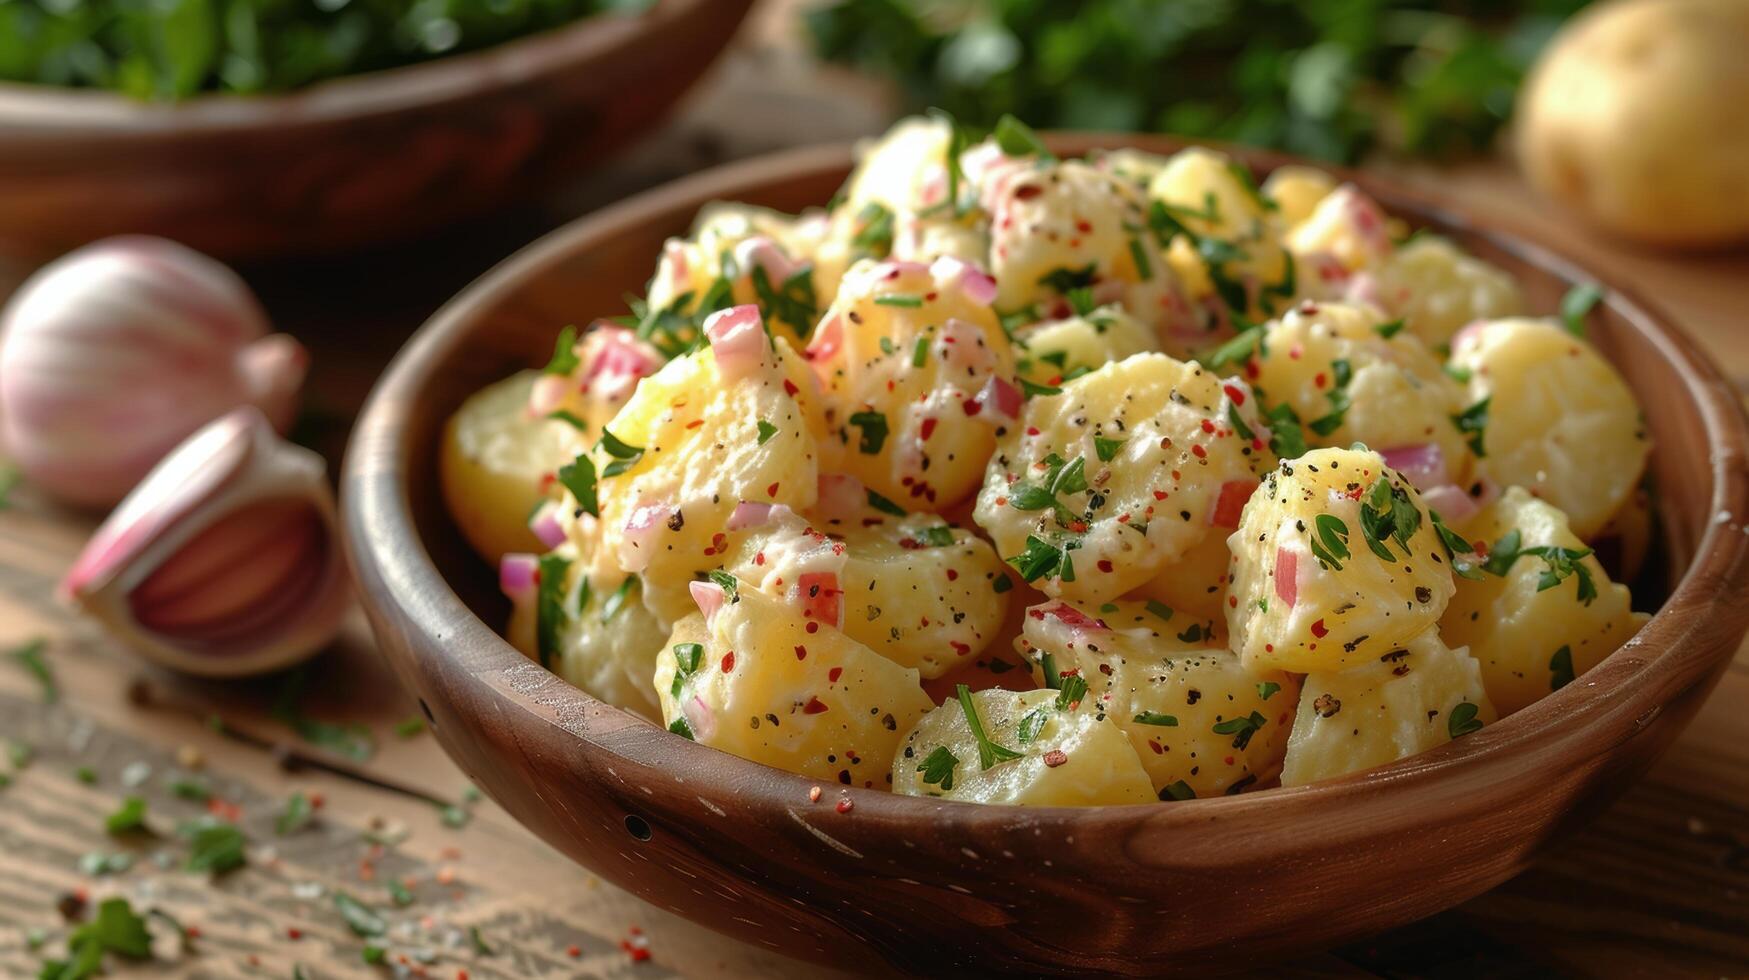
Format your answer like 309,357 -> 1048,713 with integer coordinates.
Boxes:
0,0 -> 730,133
343,133 -> 1749,827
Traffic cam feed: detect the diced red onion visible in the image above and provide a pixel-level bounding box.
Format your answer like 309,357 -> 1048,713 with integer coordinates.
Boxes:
500,553 -> 539,602
1274,547 -> 1298,608
1379,443 -> 1448,491
1420,483 -> 1480,525
727,500 -> 780,531
930,256 -> 997,306
804,313 -> 843,364
585,326 -> 660,382
689,580 -> 726,627
1450,319 -> 1488,353
527,373 -> 569,416
1209,480 -> 1257,528
975,375 -> 1023,423
732,237 -> 803,287
703,305 -> 767,380
1044,601 -> 1107,631
683,694 -> 717,740
662,239 -> 689,283
528,500 -> 566,549
618,501 -> 674,573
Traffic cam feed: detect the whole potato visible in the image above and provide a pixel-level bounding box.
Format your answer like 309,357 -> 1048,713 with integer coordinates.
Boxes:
1517,0 -> 1749,247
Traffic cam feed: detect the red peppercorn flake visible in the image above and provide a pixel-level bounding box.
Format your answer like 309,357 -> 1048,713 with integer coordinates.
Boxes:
1042,750 -> 1068,768
720,651 -> 735,673
1311,619 -> 1329,638
783,379 -> 799,397
835,798 -> 854,813
803,696 -> 830,714
827,667 -> 844,683
794,644 -> 808,660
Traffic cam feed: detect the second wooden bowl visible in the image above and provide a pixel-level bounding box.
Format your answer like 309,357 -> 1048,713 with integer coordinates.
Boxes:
341,136 -> 1749,975
0,0 -> 752,261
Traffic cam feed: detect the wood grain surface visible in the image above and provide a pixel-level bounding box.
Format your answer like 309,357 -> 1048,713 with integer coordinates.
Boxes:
3,10 -> 1749,978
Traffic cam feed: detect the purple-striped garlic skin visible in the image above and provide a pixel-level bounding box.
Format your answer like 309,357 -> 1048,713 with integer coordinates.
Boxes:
0,236 -> 307,508
62,407 -> 347,678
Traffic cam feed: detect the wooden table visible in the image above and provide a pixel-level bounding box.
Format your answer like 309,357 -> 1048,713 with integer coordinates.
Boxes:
3,15 -> 1748,978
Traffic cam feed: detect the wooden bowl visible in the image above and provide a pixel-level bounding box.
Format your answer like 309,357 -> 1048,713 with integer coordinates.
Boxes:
0,0 -> 752,261
341,136 -> 1749,975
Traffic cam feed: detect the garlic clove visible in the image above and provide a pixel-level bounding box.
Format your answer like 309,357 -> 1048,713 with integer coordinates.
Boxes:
0,235 -> 308,507
61,406 -> 348,677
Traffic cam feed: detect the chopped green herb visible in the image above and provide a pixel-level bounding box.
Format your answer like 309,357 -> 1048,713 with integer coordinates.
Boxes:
1019,377 -> 1062,398
1561,283 -> 1604,337
911,334 -> 930,367
1444,364 -> 1473,384
919,525 -> 956,548
470,926 -> 496,956
1452,397 -> 1490,457
180,817 -> 246,875
1133,711 -> 1179,727
597,429 -> 645,478
917,745 -> 959,791
39,897 -> 151,980
756,419 -> 779,446
395,717 -> 426,738
668,718 -> 695,740
543,325 -> 580,375
867,490 -> 907,517
1055,674 -> 1088,710
1204,324 -> 1265,370
955,684 -> 1023,770
1374,318 -> 1405,339
275,792 -> 314,836
848,411 -> 890,453
1094,436 -> 1126,462
874,294 -> 925,308
104,796 -> 148,835
851,203 -> 895,257
7,638 -> 55,704
547,409 -> 588,432
1448,701 -> 1484,738
1257,681 -> 1281,700
1226,403 -> 1255,444
993,113 -> 1053,159
670,642 -> 704,698
1144,599 -> 1174,622
1127,237 -> 1154,280
363,945 -> 388,965
1429,511 -> 1485,580
1211,710 -> 1268,750
1005,535 -> 1070,583
556,454 -> 598,517
601,577 -> 637,622
1037,263 -> 1097,295
1161,780 -> 1196,801
535,554 -> 572,669
1309,514 -> 1350,571
167,777 -> 209,802
1265,403 -> 1308,459
334,891 -> 386,938
749,264 -> 819,340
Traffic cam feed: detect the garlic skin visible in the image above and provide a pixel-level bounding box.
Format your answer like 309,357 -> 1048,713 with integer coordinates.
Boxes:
61,407 -> 348,678
0,236 -> 308,508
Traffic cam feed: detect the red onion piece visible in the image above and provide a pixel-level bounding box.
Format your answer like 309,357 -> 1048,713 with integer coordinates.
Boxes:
683,694 -> 717,740
689,580 -> 726,627
527,373 -> 570,417
733,237 -> 803,287
1420,483 -> 1481,525
703,305 -> 767,381
618,502 -> 674,573
528,500 -> 567,549
974,375 -> 1023,423
815,473 -> 867,520
727,500 -> 776,531
1209,480 -> 1258,528
500,553 -> 539,602
930,256 -> 998,306
1274,547 -> 1299,608
1042,601 -> 1107,631
1379,443 -> 1448,491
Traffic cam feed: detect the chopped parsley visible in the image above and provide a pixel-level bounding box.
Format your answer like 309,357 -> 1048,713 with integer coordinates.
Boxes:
756,419 -> 778,446
547,409 -> 587,431
919,525 -> 956,548
1211,710 -> 1268,750
1479,529 -> 1597,604
955,684 -> 1024,770
275,791 -> 314,836
1144,600 -> 1174,622
597,429 -> 645,478
1094,436 -> 1126,462
1309,514 -> 1351,571
1429,511 -> 1484,580
543,325 -> 580,375
917,745 -> 959,791
1447,701 -> 1484,738
180,817 -> 246,874
1226,403 -> 1256,444
1007,535 -> 1077,583
1452,397 -> 1490,457
1264,403 -> 1308,459
38,897 -> 151,980
1357,477 -> 1421,562
1373,318 -> 1406,339
1019,377 -> 1063,398
1307,358 -> 1353,436
1127,236 -> 1154,280
557,454 -> 598,517
874,294 -> 924,308
668,717 -> 695,740
670,643 -> 703,698
1037,263 -> 1098,295
707,570 -> 740,597
7,638 -> 54,704
1161,780 -> 1197,801
334,891 -> 386,938
1257,681 -> 1282,700
1204,323 -> 1265,370
850,202 -> 895,257
1561,282 -> 1604,337
848,410 -> 889,453
749,263 -> 818,340
601,577 -> 637,622
104,796 -> 147,835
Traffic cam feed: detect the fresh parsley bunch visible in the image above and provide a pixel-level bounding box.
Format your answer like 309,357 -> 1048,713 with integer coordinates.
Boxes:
0,0 -> 652,100
807,0 -> 1589,162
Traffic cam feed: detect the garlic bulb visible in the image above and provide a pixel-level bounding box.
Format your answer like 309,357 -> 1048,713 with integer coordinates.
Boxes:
61,407 -> 348,678
0,236 -> 307,508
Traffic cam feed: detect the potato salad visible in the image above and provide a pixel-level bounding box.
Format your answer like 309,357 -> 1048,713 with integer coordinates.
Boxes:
445,116 -> 1653,805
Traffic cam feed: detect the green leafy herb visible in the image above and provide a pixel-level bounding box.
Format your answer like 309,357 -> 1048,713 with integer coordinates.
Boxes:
39,897 -> 151,980
917,745 -> 959,791
1452,397 -> 1490,457
597,429 -> 645,478
874,294 -> 924,308
1265,403 -> 1308,459
1144,599 -> 1174,622
1160,780 -> 1196,802
911,334 -> 930,367
8,638 -> 55,704
363,945 -> 388,965
707,570 -> 740,597
1094,436 -> 1126,462
1448,701 -> 1484,738
273,667 -> 375,762
1006,535 -> 1072,583
1257,681 -> 1282,700
1211,710 -> 1268,750
543,325 -> 580,375
1019,377 -> 1063,398
104,796 -> 148,835
1037,263 -> 1097,295
749,265 -> 819,340
1055,673 -> 1088,710
1127,237 -> 1154,280
180,817 -> 246,875
955,684 -> 1023,770
1374,318 -> 1406,339
993,113 -> 1053,160
334,891 -> 386,938
867,490 -> 906,517
1357,477 -> 1421,562
756,419 -> 779,446
1308,359 -> 1353,436
547,409 -> 587,432
848,410 -> 890,453
1204,324 -> 1265,370
1549,645 -> 1576,691
1444,364 -> 1473,384
1561,283 -> 1604,337
470,926 -> 496,956
535,553 -> 572,669
1479,528 -> 1596,604
850,203 -> 896,257
557,454 -> 598,517
1309,514 -> 1350,571
668,718 -> 695,740
919,525 -> 956,548
395,717 -> 426,738
275,791 -> 314,836
1132,711 -> 1179,727
1226,403 -> 1255,444
669,641 -> 704,698
167,777 -> 209,802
